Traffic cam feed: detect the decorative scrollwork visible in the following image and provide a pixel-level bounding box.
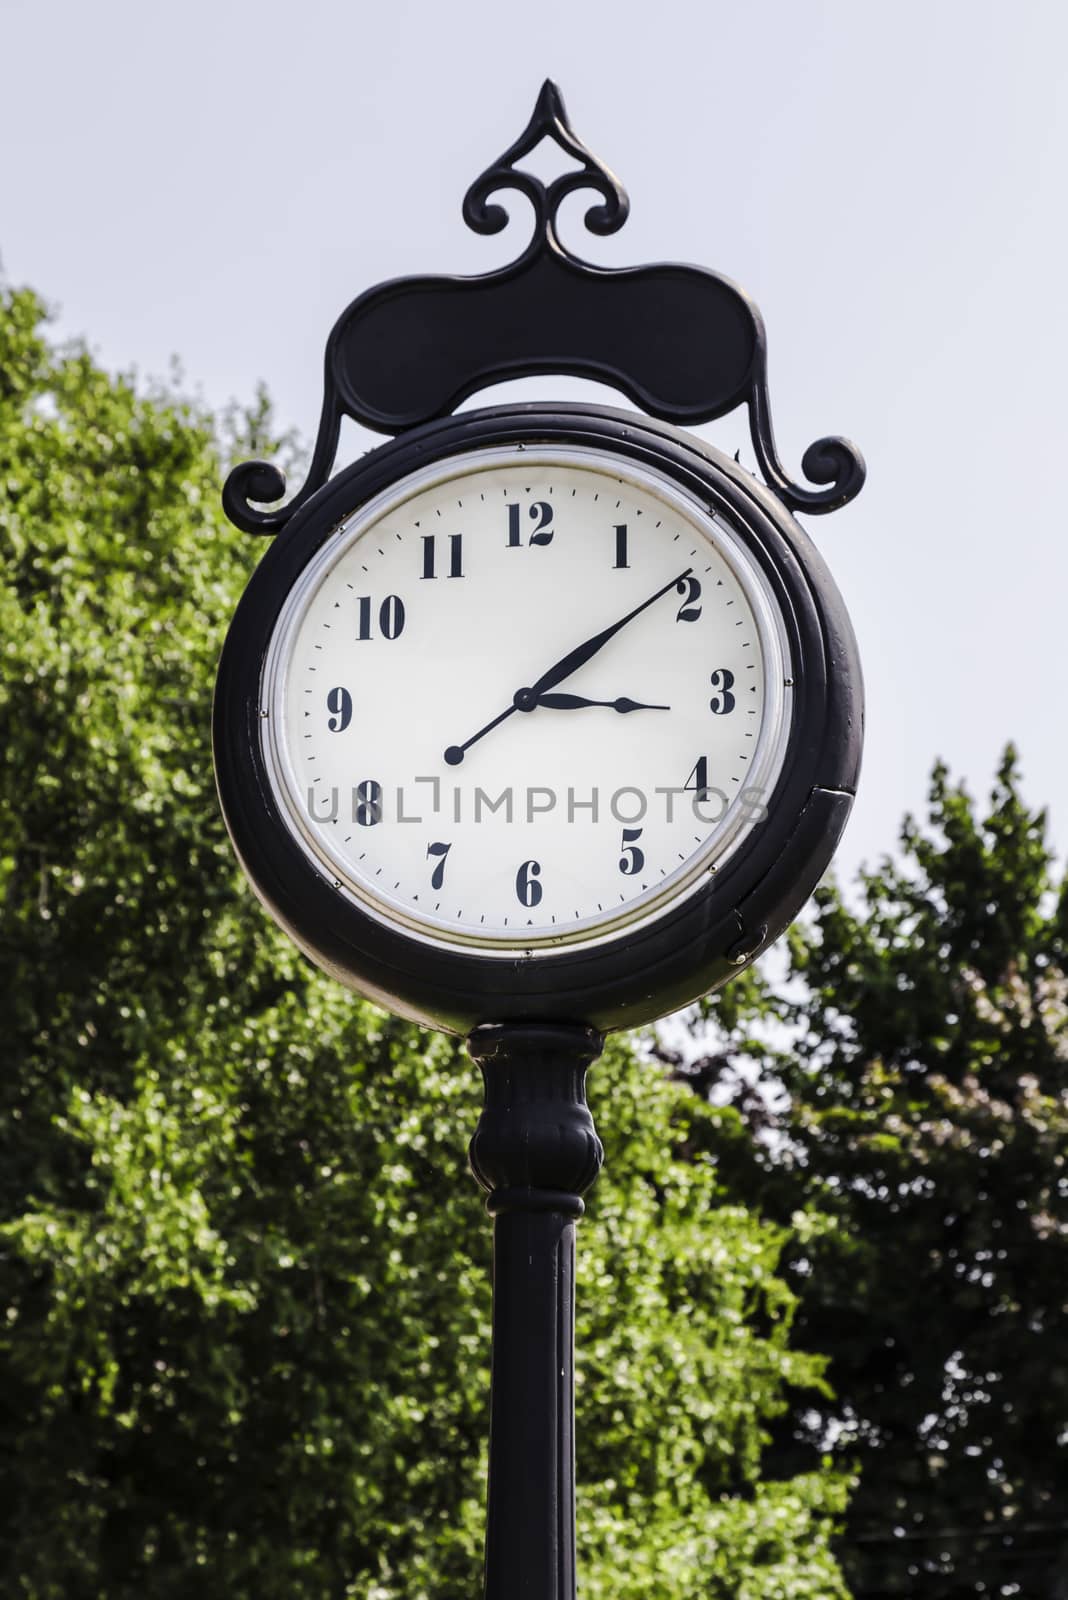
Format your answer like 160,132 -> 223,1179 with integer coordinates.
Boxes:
462,79 -> 629,260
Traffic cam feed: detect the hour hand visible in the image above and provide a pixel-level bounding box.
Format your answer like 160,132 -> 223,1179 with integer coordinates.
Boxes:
534,693 -> 670,713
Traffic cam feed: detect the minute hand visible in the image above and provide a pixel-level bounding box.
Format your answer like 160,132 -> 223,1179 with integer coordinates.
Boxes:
523,568 -> 692,700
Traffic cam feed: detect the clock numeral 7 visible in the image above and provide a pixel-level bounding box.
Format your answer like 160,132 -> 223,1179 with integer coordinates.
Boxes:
356,595 -> 406,641
426,841 -> 451,890
516,859 -> 543,907
507,501 -> 554,547
619,827 -> 644,875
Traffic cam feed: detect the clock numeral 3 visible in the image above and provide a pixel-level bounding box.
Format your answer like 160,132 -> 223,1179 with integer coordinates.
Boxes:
355,780 -> 382,827
675,575 -> 702,622
619,826 -> 644,875
421,534 -> 464,580
356,595 -> 406,640
709,668 -> 736,714
326,686 -> 352,732
426,841 -> 451,890
515,859 -> 543,907
507,501 -> 554,547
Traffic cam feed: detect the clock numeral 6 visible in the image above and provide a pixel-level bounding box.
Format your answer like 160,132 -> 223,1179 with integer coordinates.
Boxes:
709,667 -> 736,714
355,780 -> 382,827
515,859 -> 543,907
326,686 -> 352,732
507,501 -> 554,547
356,594 -> 406,641
675,575 -> 702,622
426,840 -> 451,890
619,826 -> 644,876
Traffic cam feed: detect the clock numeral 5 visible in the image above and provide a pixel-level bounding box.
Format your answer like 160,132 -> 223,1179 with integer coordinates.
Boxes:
326,686 -> 352,732
426,841 -> 451,890
516,859 -> 543,907
355,780 -> 382,827
356,595 -> 406,641
421,534 -> 464,580
709,668 -> 736,714
619,827 -> 644,875
675,575 -> 702,622
507,501 -> 554,547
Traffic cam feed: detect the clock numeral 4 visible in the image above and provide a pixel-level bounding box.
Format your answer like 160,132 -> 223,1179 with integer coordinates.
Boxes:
684,757 -> 712,803
326,686 -> 352,732
356,595 -> 406,641
421,534 -> 464,580
709,668 -> 736,714
515,859 -> 543,907
619,826 -> 644,875
675,575 -> 702,622
426,841 -> 451,890
354,780 -> 382,827
507,501 -> 554,547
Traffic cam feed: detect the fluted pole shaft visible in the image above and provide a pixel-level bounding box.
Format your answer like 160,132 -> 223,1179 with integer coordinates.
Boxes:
467,1023 -> 605,1600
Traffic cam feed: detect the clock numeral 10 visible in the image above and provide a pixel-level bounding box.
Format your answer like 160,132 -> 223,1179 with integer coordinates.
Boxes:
507,501 -> 554,547
516,859 -> 543,907
356,595 -> 406,641
326,686 -> 352,732
421,534 -> 464,579
619,827 -> 644,875
427,841 -> 451,890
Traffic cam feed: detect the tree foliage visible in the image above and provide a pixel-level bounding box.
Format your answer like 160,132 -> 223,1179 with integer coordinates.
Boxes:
681,756 -> 1068,1598
0,285 -> 850,1599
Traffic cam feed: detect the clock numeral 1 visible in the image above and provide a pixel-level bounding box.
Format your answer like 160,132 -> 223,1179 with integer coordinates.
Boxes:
684,757 -> 711,802
426,841 -> 451,890
326,686 -> 352,732
619,826 -> 644,875
507,501 -> 554,547
709,668 -> 736,715
675,575 -> 702,622
356,595 -> 406,641
613,523 -> 629,569
421,534 -> 464,579
354,780 -> 382,827
516,859 -> 543,908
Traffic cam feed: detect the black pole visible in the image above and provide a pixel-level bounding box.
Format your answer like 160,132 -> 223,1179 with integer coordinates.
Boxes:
467,1022 -> 605,1600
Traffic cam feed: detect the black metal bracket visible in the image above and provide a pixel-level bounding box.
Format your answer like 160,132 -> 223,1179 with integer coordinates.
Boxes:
223,80 -> 866,536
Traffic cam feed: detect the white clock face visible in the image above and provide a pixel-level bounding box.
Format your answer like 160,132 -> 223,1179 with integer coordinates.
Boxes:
262,446 -> 791,955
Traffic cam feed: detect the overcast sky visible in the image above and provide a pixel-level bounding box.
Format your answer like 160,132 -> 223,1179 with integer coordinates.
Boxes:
3,0 -> 1066,888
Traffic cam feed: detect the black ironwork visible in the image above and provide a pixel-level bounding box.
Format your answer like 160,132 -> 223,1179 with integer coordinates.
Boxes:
223,80 -> 865,537
467,1023 -> 604,1600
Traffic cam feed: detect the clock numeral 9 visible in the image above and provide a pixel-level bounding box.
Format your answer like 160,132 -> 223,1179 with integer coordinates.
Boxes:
619,827 -> 644,875
507,501 -> 554,547
426,841 -> 451,890
326,686 -> 352,732
355,780 -> 382,827
356,595 -> 406,641
675,575 -> 702,622
709,668 -> 736,714
515,859 -> 543,907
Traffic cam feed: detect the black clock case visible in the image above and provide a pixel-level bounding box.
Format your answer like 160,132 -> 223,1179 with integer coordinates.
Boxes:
212,403 -> 862,1035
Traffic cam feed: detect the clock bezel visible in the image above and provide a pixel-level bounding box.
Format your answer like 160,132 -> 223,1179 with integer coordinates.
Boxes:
259,443 -> 794,956
213,402 -> 862,1034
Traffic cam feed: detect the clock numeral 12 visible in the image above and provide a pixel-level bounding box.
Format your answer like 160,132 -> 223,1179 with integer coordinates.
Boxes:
356,595 -> 406,641
507,501 -> 554,547
421,534 -> 463,579
516,859 -> 543,907
426,841 -> 451,890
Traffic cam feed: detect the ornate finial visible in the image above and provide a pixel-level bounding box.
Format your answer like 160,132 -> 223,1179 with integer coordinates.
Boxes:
462,79 -> 629,260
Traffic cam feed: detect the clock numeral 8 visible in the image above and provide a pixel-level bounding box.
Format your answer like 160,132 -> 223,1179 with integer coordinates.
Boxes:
356,595 -> 406,641
507,502 -> 554,547
355,780 -> 382,827
515,859 -> 543,907
326,686 -> 352,732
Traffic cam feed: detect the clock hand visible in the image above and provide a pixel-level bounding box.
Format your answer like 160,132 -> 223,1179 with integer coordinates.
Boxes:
444,568 -> 689,765
533,693 -> 670,712
514,567 -> 692,709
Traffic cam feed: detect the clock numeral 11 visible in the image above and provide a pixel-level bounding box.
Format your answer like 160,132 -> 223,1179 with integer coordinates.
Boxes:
421,533 -> 463,579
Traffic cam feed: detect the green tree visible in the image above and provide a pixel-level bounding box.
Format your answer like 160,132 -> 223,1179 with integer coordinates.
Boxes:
0,284 -> 850,1599
681,756 -> 1068,1598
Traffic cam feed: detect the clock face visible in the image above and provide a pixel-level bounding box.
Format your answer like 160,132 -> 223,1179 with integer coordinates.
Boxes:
261,446 -> 792,955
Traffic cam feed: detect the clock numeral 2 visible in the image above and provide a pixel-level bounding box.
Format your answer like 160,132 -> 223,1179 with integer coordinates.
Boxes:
516,859 -> 543,907
675,575 -> 702,622
326,686 -> 352,732
355,780 -> 382,827
619,827 -> 644,875
507,501 -> 554,547
421,534 -> 463,579
426,841 -> 451,890
356,595 -> 406,640
710,668 -> 736,714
